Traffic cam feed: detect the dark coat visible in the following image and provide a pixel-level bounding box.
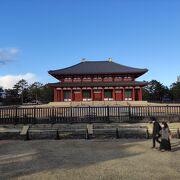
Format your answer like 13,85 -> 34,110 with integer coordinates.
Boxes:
152,121 -> 162,137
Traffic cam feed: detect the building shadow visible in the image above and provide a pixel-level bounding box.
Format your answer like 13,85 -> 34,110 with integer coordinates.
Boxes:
0,139 -> 146,179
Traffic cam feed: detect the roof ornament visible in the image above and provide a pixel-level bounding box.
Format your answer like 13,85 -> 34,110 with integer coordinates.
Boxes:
108,58 -> 113,62
81,58 -> 86,62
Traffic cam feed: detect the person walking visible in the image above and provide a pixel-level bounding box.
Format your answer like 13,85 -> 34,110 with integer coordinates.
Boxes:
159,122 -> 171,151
151,117 -> 161,149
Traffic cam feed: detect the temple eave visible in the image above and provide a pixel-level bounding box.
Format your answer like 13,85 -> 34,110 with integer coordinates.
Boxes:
48,81 -> 148,88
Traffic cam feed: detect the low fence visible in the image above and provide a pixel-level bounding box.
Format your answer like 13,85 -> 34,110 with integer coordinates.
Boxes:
0,106 -> 180,124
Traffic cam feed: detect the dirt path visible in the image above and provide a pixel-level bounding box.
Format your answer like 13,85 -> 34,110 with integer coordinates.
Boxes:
0,139 -> 180,180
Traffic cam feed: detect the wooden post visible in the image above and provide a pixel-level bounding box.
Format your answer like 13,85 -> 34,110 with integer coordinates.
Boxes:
148,105 -> 150,117
166,105 -> 170,122
116,128 -> 119,139
118,106 -> 120,120
61,89 -> 63,102
58,90 -> 61,101
51,106 -> 55,124
70,106 -> 73,118
107,105 -> 110,123
132,88 -> 135,101
14,106 -> 18,125
54,88 -> 57,102
71,88 -> 73,101
102,88 -> 104,101
88,106 -> 91,123
122,88 -> 125,101
128,105 -> 131,121
56,90 -> 59,101
55,129 -> 60,140
113,88 -> 115,100
139,87 -> 142,101
33,107 -> 36,124
91,88 -> 94,101
80,88 -> 82,101
177,128 -> 180,139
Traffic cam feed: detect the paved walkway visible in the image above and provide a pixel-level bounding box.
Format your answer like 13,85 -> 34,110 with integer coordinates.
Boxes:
0,139 -> 180,180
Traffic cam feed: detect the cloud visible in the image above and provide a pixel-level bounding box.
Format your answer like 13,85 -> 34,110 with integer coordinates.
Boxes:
0,73 -> 37,89
0,48 -> 20,65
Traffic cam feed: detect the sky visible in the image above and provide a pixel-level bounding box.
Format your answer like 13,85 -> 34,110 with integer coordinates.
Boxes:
0,0 -> 180,89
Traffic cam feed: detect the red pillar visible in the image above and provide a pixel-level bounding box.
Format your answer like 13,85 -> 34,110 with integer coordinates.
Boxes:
113,88 -> 115,100
122,88 -> 125,101
102,88 -> 104,101
54,88 -> 57,102
57,90 -> 59,101
61,89 -> 63,102
71,88 -> 73,101
59,90 -> 62,101
80,88 -> 82,101
91,88 -> 93,101
139,87 -> 142,101
132,88 -> 135,101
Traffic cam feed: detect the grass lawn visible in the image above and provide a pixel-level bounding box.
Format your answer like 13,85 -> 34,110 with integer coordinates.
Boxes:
0,139 -> 180,180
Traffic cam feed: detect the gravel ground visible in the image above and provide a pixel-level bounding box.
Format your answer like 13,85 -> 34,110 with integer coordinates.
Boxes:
0,139 -> 180,180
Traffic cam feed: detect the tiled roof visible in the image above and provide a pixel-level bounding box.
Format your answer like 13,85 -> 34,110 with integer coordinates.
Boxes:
48,60 -> 148,76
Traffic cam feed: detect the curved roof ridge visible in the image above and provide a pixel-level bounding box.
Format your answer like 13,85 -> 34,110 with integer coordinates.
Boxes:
48,62 -> 82,73
48,60 -> 148,77
110,61 -> 148,71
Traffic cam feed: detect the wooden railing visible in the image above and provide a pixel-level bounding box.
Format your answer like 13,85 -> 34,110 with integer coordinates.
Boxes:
0,105 -> 180,124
